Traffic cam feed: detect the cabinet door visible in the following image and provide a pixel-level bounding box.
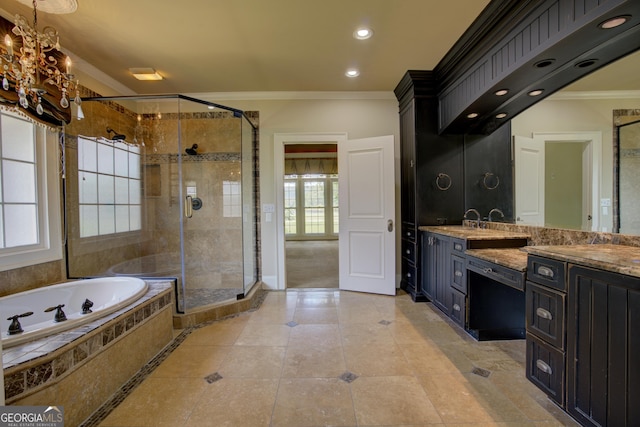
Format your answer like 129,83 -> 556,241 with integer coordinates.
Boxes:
399,101 -> 416,227
434,234 -> 451,312
421,233 -> 436,300
421,232 -> 449,310
567,265 -> 640,427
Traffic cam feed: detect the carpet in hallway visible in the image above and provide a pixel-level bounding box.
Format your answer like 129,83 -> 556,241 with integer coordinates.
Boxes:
285,240 -> 338,288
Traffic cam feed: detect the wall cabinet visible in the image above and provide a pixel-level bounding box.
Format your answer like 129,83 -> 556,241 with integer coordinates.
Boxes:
394,71 -> 464,301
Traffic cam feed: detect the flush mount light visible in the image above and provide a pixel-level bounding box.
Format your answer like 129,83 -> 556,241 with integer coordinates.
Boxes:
129,68 -> 163,81
353,27 -> 374,40
534,59 -> 556,68
495,113 -> 508,119
599,15 -> 630,29
494,89 -> 509,96
467,113 -> 479,119
345,69 -> 360,78
528,89 -> 544,97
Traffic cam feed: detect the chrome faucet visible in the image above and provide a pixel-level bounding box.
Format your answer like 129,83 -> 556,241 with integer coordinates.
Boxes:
463,208 -> 481,227
488,208 -> 505,222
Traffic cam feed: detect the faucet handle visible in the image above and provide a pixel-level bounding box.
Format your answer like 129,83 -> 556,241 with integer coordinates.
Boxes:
7,311 -> 33,335
45,304 -> 67,322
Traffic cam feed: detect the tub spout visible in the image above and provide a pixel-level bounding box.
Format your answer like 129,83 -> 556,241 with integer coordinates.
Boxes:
45,304 -> 67,322
6,311 -> 33,335
82,298 -> 94,314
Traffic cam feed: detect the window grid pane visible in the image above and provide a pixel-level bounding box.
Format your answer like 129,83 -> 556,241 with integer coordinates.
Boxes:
284,181 -> 296,235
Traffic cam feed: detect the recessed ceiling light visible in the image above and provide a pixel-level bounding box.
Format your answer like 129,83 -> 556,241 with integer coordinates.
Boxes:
354,27 -> 373,40
599,15 -> 630,29
496,113 -> 508,119
575,59 -> 597,68
528,89 -> 544,96
494,89 -> 509,96
534,59 -> 556,68
207,105 -> 215,110
467,113 -> 479,119
345,69 -> 360,78
129,68 -> 163,81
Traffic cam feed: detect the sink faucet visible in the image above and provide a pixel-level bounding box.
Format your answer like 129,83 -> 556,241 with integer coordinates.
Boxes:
488,208 -> 505,222
463,208 -> 481,227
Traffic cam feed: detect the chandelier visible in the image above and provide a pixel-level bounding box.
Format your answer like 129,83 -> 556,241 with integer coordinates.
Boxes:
0,0 -> 80,116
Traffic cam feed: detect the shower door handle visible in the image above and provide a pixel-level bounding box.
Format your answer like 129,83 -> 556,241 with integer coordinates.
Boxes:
185,195 -> 193,218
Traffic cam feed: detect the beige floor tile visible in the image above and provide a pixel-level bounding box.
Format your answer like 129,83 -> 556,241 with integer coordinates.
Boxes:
181,316 -> 249,346
235,323 -> 291,346
185,378 -> 279,427
296,291 -> 340,308
343,342 -> 413,377
351,376 -> 442,425
247,306 -> 296,324
218,345 -> 286,378
100,377 -> 207,426
340,322 -> 396,346
150,345 -> 230,379
293,307 -> 339,324
338,304 -> 387,324
271,378 -> 356,427
400,342 -> 463,375
281,344 -> 346,378
288,323 -> 342,347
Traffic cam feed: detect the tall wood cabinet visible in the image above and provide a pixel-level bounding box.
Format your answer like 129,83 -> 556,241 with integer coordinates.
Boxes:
394,70 -> 464,301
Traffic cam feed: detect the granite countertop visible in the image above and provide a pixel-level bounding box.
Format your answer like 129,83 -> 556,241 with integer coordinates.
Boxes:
465,248 -> 529,272
525,244 -> 640,278
419,225 -> 530,240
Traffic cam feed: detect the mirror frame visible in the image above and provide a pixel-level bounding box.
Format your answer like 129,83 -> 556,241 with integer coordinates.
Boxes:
613,109 -> 640,233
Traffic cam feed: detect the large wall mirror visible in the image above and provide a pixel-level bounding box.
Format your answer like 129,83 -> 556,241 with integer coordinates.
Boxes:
510,49 -> 640,234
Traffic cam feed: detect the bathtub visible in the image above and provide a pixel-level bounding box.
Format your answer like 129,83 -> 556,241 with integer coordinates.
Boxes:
0,277 -> 148,348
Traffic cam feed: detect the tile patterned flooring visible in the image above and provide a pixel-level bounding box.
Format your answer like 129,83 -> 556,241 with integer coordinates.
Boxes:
98,289 -> 580,426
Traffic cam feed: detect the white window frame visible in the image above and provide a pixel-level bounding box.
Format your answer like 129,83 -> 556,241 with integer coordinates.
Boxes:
0,112 -> 62,271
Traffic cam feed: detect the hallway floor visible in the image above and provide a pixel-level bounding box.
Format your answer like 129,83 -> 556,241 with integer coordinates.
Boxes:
97,289 -> 579,426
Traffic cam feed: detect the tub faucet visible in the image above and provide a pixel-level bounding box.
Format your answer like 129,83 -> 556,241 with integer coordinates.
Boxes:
82,299 -> 94,314
44,304 -> 67,322
6,311 -> 33,335
488,208 -> 505,222
463,208 -> 481,227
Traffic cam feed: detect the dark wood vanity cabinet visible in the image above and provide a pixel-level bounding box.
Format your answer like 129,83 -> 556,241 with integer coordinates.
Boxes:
395,71 -> 464,301
566,265 -> 640,427
422,232 -> 451,311
526,254 -> 640,426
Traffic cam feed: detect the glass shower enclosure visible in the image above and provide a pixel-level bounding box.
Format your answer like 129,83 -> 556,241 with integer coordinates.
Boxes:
63,94 -> 258,313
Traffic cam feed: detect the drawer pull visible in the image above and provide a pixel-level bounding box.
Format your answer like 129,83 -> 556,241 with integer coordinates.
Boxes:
453,303 -> 461,312
536,307 -> 553,320
405,249 -> 411,255
454,243 -> 463,251
455,270 -> 463,277
406,272 -> 412,278
537,266 -> 554,279
483,267 -> 494,274
406,231 -> 411,236
536,359 -> 553,375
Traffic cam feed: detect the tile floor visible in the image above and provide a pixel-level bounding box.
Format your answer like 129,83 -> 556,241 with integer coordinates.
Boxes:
98,289 -> 580,426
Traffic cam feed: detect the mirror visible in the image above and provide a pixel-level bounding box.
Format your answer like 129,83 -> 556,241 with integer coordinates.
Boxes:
615,115 -> 640,234
511,49 -> 640,234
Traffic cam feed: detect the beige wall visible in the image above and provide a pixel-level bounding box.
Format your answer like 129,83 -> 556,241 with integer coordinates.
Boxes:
512,95 -> 640,232
194,95 -> 400,287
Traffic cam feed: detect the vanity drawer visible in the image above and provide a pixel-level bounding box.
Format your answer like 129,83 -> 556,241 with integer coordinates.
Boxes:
526,332 -> 565,407
467,257 -> 524,291
451,237 -> 465,255
527,255 -> 566,291
402,239 -> 416,262
402,223 -> 416,241
450,254 -> 467,294
402,258 -> 417,289
449,288 -> 466,327
526,282 -> 565,349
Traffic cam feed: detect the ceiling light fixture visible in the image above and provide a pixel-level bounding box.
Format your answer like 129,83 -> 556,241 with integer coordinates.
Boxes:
528,89 -> 544,96
495,112 -> 508,119
353,27 -> 373,40
345,69 -> 360,78
0,0 -> 81,115
494,89 -> 509,96
599,15 -> 630,29
129,68 -> 163,81
467,113 -> 479,119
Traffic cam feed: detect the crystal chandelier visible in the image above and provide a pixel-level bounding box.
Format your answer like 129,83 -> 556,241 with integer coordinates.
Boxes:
0,0 -> 80,116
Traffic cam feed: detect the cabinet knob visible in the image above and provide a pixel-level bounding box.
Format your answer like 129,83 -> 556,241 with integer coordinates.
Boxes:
483,267 -> 493,274
455,270 -> 463,277
406,249 -> 411,255
453,303 -> 461,312
454,244 -> 463,251
536,359 -> 553,375
536,307 -> 553,320
406,272 -> 412,278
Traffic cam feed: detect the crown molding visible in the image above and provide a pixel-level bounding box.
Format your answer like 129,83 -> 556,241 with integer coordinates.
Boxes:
549,90 -> 640,100
184,91 -> 396,101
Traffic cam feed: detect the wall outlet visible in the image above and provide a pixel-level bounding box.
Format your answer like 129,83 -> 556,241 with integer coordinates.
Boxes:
262,203 -> 275,213
600,198 -> 611,207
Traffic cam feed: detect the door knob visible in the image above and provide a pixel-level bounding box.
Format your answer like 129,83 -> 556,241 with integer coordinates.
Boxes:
387,219 -> 394,232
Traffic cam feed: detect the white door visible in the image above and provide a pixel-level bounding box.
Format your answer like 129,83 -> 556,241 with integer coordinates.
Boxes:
338,135 -> 395,295
514,135 -> 545,226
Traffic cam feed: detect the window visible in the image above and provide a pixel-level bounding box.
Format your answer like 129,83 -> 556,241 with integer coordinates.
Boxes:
284,174 -> 338,238
77,136 -> 141,237
222,180 -> 241,217
0,111 -> 62,271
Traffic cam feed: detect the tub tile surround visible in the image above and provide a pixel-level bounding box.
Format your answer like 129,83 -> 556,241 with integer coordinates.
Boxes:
2,280 -> 173,404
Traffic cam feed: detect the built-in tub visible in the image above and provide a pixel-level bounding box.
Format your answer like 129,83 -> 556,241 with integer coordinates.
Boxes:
0,277 -> 148,348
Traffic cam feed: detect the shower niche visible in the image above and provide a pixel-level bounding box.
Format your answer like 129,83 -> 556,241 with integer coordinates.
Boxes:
63,94 -> 259,313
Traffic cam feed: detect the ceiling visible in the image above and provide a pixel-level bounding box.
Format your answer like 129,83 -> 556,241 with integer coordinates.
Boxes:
0,0 -> 637,98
